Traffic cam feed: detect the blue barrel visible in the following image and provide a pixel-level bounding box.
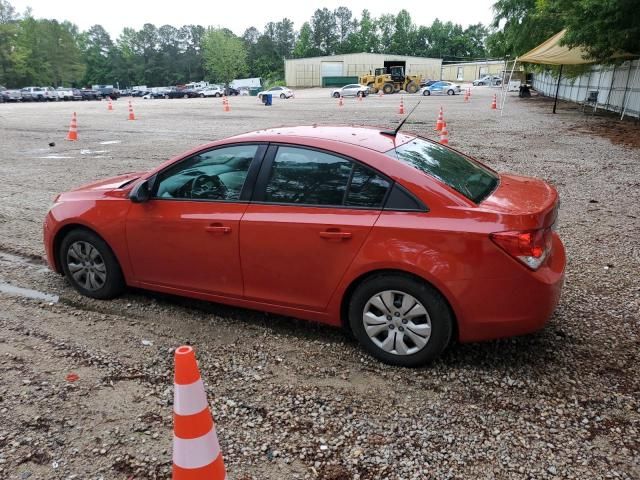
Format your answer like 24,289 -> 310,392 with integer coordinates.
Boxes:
265,94 -> 272,106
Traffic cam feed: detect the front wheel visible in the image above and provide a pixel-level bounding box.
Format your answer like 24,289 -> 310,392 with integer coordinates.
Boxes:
382,83 -> 394,95
60,229 -> 125,300
422,90 -> 431,96
405,82 -> 418,94
280,93 -> 286,99
333,92 -> 340,98
348,274 -> 452,367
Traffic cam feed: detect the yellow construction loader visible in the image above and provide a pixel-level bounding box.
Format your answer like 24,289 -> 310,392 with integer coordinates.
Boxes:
359,66 -> 421,94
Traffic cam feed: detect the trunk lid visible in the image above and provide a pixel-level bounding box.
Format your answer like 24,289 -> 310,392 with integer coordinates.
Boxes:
481,174 -> 559,229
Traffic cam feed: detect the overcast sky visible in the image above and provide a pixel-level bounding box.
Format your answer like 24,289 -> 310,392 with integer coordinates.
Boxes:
10,0 -> 496,38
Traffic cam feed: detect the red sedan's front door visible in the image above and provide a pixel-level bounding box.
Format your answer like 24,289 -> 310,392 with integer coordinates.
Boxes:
125,143 -> 263,298
126,201 -> 247,297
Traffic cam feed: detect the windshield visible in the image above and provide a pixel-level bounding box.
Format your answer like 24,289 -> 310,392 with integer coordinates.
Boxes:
386,137 -> 499,203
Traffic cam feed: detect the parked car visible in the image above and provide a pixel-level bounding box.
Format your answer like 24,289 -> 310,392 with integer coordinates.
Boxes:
142,91 -> 161,99
131,90 -> 148,97
80,89 -> 100,100
165,87 -> 200,99
56,87 -> 74,101
199,86 -> 224,97
119,89 -> 132,96
224,86 -> 240,96
43,125 -> 565,367
0,86 -> 22,102
331,84 -> 369,98
473,75 -> 502,86
257,86 -> 294,99
21,86 -> 57,101
420,81 -> 462,96
95,86 -> 120,100
70,89 -> 84,101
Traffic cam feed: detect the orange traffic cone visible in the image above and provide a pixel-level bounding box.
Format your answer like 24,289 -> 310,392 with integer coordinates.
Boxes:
398,96 -> 405,115
172,346 -> 226,480
464,91 -> 469,102
128,101 -> 136,120
338,96 -> 344,107
491,94 -> 497,110
439,121 -> 449,145
435,107 -> 444,131
108,99 -> 113,111
223,96 -> 230,112
66,112 -> 78,141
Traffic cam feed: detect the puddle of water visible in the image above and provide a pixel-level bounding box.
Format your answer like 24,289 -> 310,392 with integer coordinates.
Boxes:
99,140 -> 121,145
0,282 -> 59,303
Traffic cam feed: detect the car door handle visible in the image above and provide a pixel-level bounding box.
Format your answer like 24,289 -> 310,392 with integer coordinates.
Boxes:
205,224 -> 231,234
319,230 -> 352,240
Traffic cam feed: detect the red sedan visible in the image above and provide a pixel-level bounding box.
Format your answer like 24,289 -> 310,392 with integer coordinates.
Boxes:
43,126 -> 565,366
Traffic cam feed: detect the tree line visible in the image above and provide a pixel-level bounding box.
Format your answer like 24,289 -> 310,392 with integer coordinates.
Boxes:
0,0 -> 637,89
0,2 -> 491,88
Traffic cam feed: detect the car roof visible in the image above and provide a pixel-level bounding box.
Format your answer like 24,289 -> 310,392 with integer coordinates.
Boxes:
228,126 -> 416,153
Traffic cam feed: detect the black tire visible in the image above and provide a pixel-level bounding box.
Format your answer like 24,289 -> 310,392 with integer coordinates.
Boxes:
199,93 -> 205,98
183,94 -> 188,99
215,93 -> 221,97
60,229 -> 125,300
447,89 -> 455,95
280,93 -> 286,99
406,82 -> 418,94
382,83 -> 394,95
348,274 -> 452,367
422,89 -> 431,96
333,92 -> 340,98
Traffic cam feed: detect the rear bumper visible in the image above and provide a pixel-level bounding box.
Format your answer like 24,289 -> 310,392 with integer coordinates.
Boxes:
455,233 -> 566,343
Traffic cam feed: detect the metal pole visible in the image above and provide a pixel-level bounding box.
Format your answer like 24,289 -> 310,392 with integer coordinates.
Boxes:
553,64 -> 564,114
500,57 -> 518,117
621,59 -> 640,120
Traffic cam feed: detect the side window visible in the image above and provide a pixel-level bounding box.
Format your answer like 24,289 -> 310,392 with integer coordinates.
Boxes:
265,147 -> 352,206
345,164 -> 390,208
263,147 -> 390,208
153,145 -> 258,201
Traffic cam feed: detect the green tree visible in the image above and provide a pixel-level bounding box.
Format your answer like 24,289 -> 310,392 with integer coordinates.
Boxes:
292,22 -> 317,58
201,28 -> 247,85
0,0 -> 19,86
347,9 -> 378,53
541,0 -> 640,62
391,10 -> 414,55
334,6 -> 354,53
78,24 -> 113,86
274,18 -> 295,58
376,14 -> 395,53
311,8 -> 337,55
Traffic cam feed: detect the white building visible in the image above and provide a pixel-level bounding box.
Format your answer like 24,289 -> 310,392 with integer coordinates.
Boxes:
285,53 -> 442,87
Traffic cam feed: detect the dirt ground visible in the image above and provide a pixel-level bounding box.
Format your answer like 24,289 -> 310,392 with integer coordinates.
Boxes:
0,87 -> 638,480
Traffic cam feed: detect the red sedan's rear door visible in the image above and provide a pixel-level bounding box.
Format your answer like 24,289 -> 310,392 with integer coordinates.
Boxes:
240,145 -> 392,311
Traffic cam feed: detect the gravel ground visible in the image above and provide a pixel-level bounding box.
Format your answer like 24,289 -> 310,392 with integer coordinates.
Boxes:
0,87 -> 638,480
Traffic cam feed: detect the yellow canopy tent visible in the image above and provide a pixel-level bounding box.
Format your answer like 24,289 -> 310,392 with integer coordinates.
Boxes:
518,29 -> 597,113
515,29 -> 638,114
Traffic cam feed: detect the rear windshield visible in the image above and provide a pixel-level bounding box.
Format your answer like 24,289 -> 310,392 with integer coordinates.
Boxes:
386,137 -> 499,203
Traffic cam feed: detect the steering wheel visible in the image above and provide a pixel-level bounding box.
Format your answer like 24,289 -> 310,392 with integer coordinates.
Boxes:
191,174 -> 228,199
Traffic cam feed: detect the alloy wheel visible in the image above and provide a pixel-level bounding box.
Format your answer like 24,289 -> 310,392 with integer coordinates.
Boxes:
66,241 -> 107,291
362,290 -> 432,355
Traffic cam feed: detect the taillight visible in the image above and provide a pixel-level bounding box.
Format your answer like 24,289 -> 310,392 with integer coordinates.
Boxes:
490,228 -> 553,270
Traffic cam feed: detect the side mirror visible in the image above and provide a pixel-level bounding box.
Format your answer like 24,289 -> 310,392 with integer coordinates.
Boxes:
130,179 -> 151,203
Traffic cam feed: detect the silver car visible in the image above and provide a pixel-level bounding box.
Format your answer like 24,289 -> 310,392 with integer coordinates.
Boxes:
420,81 -> 462,96
331,84 -> 369,98
473,75 -> 502,86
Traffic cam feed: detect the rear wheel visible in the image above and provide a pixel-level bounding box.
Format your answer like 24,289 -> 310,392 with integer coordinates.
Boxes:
60,229 -> 125,300
348,274 -> 452,367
